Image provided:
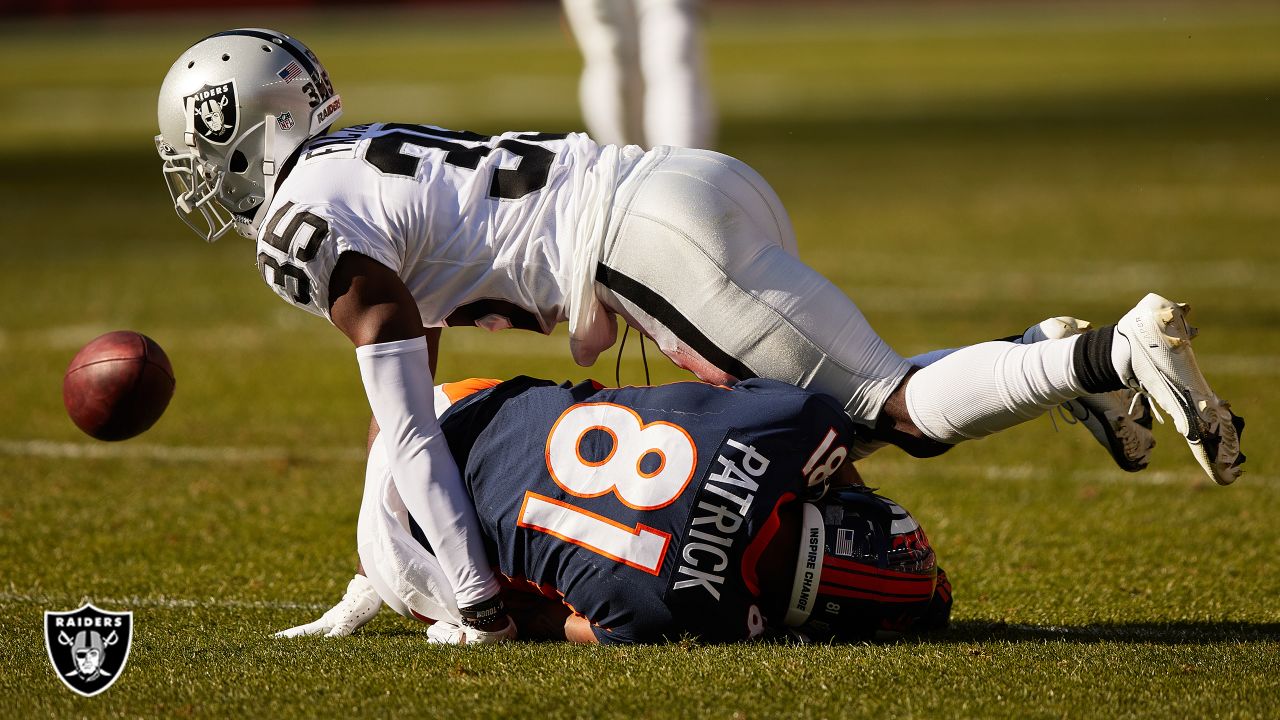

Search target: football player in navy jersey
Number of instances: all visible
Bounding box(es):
[161,29,1241,642]
[278,376,950,644]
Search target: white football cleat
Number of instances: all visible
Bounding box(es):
[274,574,382,638]
[1028,317,1156,473]
[1116,294,1245,485]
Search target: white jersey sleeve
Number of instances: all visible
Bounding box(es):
[255,197,403,317]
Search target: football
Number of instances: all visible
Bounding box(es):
[62,331,176,441]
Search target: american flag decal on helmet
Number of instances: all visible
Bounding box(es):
[277,61,304,83]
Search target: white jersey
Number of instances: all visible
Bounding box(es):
[254,123,649,361]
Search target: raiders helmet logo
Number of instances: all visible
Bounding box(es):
[44,603,133,697]
[185,81,239,145]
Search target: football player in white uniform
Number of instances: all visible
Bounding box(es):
[155,29,1244,641]
[562,0,716,149]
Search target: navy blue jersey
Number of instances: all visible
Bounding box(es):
[438,377,856,644]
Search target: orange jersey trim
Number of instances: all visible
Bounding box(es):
[440,377,503,404]
[517,491,672,576]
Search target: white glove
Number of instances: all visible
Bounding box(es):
[274,574,382,638]
[425,616,518,645]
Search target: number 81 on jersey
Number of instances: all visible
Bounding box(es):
[517,403,697,575]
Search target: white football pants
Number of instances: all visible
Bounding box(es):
[563,0,715,149]
[595,147,913,426]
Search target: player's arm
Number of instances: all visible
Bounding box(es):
[365,328,439,449]
[328,251,510,638]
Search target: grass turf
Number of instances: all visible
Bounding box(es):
[1,3,1278,717]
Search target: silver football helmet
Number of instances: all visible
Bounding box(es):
[156,29,343,241]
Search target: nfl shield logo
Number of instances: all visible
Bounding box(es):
[184,81,238,145]
[44,603,133,697]
[276,111,295,131]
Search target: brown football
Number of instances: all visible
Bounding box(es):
[63,331,176,441]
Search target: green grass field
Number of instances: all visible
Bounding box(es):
[2,2,1278,717]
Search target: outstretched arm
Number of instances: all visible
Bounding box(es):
[328,251,509,636]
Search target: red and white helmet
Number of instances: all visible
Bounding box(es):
[785,486,952,640]
[155,29,343,242]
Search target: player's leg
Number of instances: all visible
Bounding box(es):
[899,296,1244,484]
[598,147,912,426]
[598,149,1242,484]
[900,317,1156,472]
[635,0,715,148]
[563,0,645,146]
[1017,318,1155,472]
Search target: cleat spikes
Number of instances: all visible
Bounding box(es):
[1030,314,1155,473]
[1157,307,1176,325]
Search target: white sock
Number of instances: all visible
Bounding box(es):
[905,337,1087,443]
[1111,327,1134,385]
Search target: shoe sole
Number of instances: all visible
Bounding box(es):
[1065,393,1154,473]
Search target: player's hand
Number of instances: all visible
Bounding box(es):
[425,617,518,645]
[274,574,382,638]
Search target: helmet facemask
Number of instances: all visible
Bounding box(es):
[156,139,230,242]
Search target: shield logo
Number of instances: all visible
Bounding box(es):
[185,81,239,145]
[44,603,133,697]
[276,111,295,131]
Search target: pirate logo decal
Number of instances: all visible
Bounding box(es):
[185,81,238,145]
[44,603,133,697]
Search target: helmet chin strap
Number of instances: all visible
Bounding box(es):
[183,96,198,150]
[263,112,277,178]
[256,113,279,230]
[176,96,200,213]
